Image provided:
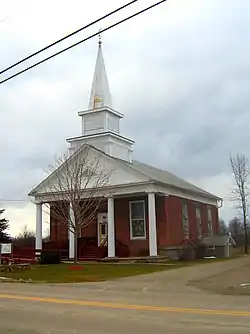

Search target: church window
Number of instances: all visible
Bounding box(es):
[129,200,146,239]
[195,206,202,237]
[207,206,213,236]
[182,202,189,238]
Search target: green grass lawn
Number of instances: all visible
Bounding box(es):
[0,257,231,284]
[0,263,174,283]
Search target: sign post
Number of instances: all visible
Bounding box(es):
[0,243,12,264]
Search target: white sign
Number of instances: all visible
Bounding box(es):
[0,243,12,254]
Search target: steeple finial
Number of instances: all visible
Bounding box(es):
[98,28,102,46]
[88,32,112,110]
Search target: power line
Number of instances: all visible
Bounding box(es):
[0,0,167,85]
[0,0,139,76]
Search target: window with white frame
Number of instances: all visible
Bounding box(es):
[207,206,213,236]
[182,202,189,238]
[195,206,202,237]
[129,200,146,239]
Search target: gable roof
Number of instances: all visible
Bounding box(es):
[118,159,221,200]
[29,143,221,201]
[28,144,150,196]
[201,235,236,247]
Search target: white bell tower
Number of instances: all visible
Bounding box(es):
[67,35,134,162]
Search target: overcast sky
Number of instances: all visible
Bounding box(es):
[1,0,249,235]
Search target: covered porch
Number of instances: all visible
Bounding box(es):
[35,190,165,260]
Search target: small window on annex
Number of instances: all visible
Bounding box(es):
[129,200,146,239]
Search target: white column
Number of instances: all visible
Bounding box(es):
[107,197,115,258]
[69,202,75,260]
[148,192,158,257]
[35,202,43,255]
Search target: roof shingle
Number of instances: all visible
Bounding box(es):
[119,159,220,200]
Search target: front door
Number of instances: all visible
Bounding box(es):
[97,213,108,246]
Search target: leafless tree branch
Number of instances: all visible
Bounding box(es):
[41,144,113,263]
[229,153,249,253]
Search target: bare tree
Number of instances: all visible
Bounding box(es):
[218,219,228,235]
[12,224,35,246]
[229,153,249,253]
[42,144,112,263]
[228,216,243,236]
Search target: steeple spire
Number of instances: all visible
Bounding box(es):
[88,33,112,110]
[67,33,134,162]
[98,28,102,46]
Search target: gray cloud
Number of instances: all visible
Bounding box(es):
[1,0,250,231]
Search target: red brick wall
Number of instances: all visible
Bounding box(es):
[80,222,97,238]
[114,195,167,256]
[50,203,68,244]
[50,202,108,242]
[114,196,149,257]
[212,205,219,234]
[188,201,197,240]
[165,195,183,246]
[165,195,219,246]
[80,202,108,238]
[155,196,167,247]
[50,195,219,254]
[201,203,208,235]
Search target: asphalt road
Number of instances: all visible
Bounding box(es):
[0,283,250,334]
[1,258,250,333]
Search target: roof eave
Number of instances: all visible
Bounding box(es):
[156,181,222,202]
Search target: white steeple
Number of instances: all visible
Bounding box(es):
[88,35,112,110]
[67,36,134,162]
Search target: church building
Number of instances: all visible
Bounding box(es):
[29,38,222,260]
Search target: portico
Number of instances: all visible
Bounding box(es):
[34,189,159,260]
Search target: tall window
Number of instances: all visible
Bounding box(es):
[182,202,189,238]
[207,206,213,236]
[195,206,202,237]
[129,200,146,239]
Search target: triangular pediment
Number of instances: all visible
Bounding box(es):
[29,144,150,197]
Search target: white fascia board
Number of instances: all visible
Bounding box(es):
[66,132,135,145]
[78,106,124,118]
[154,182,221,206]
[31,181,157,203]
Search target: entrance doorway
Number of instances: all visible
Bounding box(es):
[97,213,108,246]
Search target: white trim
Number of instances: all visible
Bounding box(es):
[82,118,85,135]
[97,212,108,247]
[32,181,156,203]
[35,203,43,251]
[148,192,157,256]
[32,180,221,210]
[153,183,220,205]
[69,202,75,259]
[107,197,115,257]
[97,213,101,247]
[129,200,146,240]
[78,106,124,118]
[104,110,108,132]
[66,131,135,145]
